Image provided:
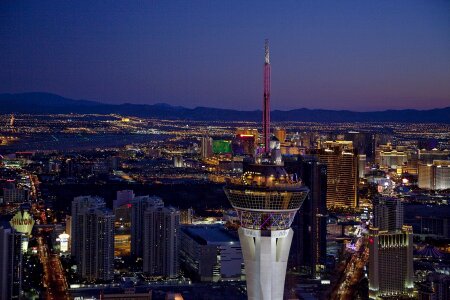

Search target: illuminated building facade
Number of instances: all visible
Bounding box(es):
[316,141,358,209]
[368,226,414,299]
[418,160,450,190]
[201,136,213,159]
[224,163,309,299]
[379,150,408,169]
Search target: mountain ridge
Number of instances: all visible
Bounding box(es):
[0,92,449,123]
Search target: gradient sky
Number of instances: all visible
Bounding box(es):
[1,1,449,111]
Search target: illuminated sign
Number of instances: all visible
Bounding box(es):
[58,232,70,252]
[10,210,35,235]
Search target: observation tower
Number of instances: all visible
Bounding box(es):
[224,40,309,300]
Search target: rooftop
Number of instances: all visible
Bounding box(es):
[182,224,239,245]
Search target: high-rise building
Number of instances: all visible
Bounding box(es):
[131,195,164,257]
[358,154,367,178]
[201,136,213,159]
[344,131,374,161]
[0,225,23,299]
[143,206,180,277]
[372,197,404,232]
[315,141,358,209]
[368,226,414,299]
[418,160,450,190]
[77,207,115,281]
[71,196,105,258]
[284,156,327,278]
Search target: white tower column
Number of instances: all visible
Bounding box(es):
[239,228,293,300]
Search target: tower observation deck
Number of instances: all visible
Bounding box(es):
[224,164,308,299]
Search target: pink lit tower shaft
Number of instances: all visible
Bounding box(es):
[263,39,271,154]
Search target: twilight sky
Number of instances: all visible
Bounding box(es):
[1,1,449,111]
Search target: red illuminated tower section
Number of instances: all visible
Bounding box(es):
[263,39,271,154]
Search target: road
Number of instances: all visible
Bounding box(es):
[37,233,70,300]
[329,237,369,300]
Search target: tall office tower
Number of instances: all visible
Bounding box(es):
[274,128,286,143]
[131,195,164,257]
[285,156,327,278]
[418,160,450,190]
[368,226,414,299]
[143,206,180,277]
[372,197,404,232]
[201,136,213,159]
[224,164,309,299]
[263,39,271,154]
[77,207,115,281]
[71,196,105,257]
[358,154,367,178]
[344,131,374,161]
[316,141,358,209]
[0,226,23,299]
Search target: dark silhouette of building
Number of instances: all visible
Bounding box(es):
[285,155,327,278]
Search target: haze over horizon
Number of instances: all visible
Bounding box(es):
[1,1,450,111]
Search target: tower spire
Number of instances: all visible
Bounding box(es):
[263,39,271,154]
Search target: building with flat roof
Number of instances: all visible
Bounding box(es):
[180,225,243,282]
[143,206,179,278]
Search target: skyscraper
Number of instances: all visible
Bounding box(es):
[143,206,180,277]
[285,156,328,278]
[201,136,213,159]
[372,197,404,232]
[368,226,414,299]
[316,141,358,209]
[131,195,164,257]
[77,207,115,281]
[0,225,22,299]
[70,196,105,258]
[369,195,413,299]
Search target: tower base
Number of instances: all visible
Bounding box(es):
[238,227,293,300]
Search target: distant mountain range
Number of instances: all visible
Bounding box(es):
[0,92,449,123]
